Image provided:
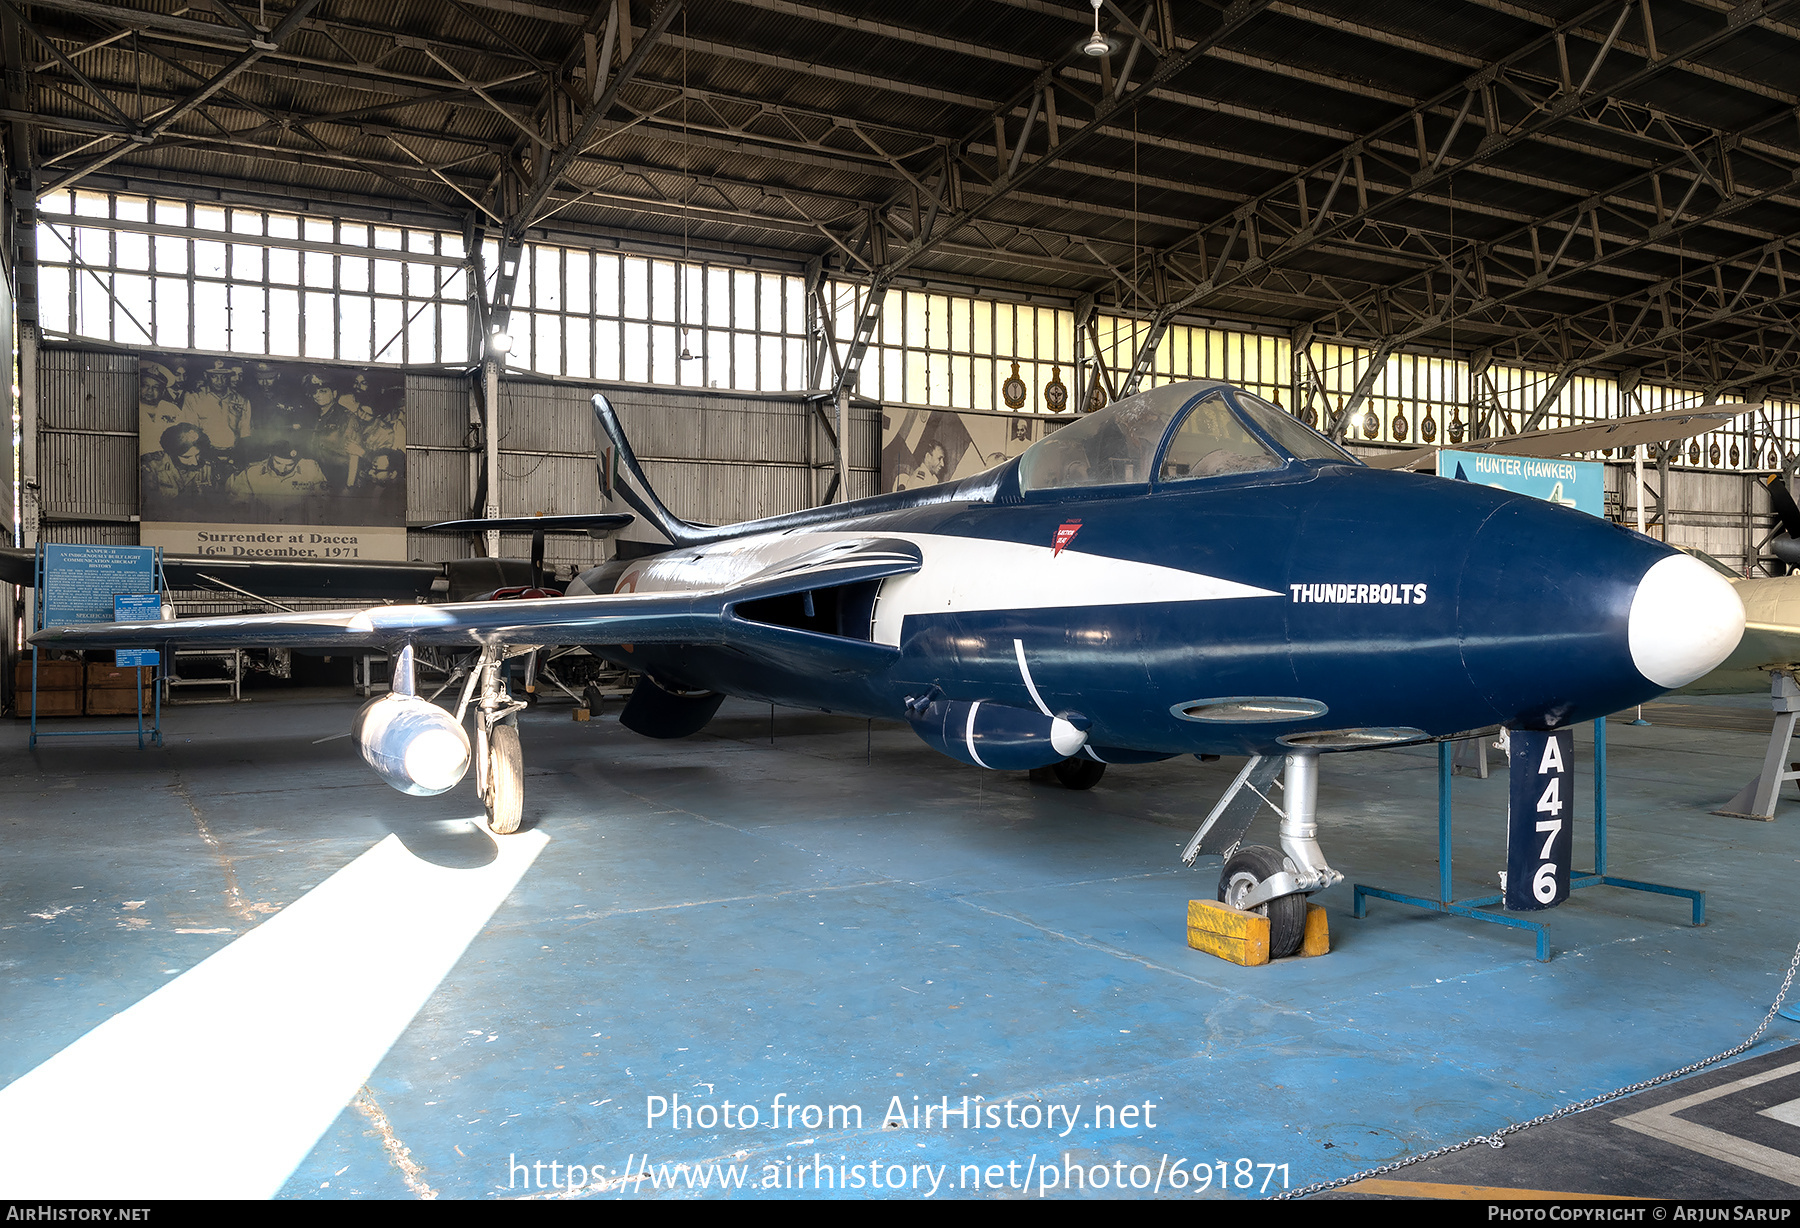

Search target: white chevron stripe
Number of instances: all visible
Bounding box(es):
[869,534,1280,646]
[617,529,1280,648]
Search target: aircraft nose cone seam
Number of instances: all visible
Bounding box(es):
[1627,553,1745,689]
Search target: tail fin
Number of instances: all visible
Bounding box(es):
[592,393,712,548]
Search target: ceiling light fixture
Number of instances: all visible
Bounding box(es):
[1083,0,1110,56]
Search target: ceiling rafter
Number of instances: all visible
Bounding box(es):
[1151,0,1800,315]
[25,8,1795,270]
[7,0,1800,398]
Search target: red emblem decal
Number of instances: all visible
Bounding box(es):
[1052,521,1082,556]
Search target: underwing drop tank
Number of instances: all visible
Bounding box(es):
[353,694,472,796]
[907,697,1087,770]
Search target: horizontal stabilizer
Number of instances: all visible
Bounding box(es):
[421,514,633,538]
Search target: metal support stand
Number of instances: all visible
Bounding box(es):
[163,648,244,704]
[29,545,165,749]
[355,652,391,698]
[1713,671,1800,822]
[1451,732,1506,778]
[1353,719,1705,961]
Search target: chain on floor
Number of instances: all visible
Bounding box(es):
[1276,934,1800,1201]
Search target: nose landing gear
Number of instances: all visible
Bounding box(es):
[1185,751,1342,958]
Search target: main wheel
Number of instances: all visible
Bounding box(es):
[484,719,524,835]
[1218,844,1306,958]
[1051,756,1106,790]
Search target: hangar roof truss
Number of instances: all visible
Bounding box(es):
[6,0,1800,397]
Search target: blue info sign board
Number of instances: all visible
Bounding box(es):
[113,594,162,668]
[40,543,157,628]
[32,543,164,748]
[1437,449,1604,517]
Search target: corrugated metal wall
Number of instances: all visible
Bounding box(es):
[405,372,474,563]
[28,348,876,580]
[34,343,1760,580]
[492,379,873,570]
[1617,464,1771,569]
[0,272,14,549]
[36,348,137,527]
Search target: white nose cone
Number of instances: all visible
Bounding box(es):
[1628,553,1745,689]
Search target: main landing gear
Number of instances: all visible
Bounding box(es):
[457,646,531,834]
[1052,756,1105,790]
[1028,755,1106,789]
[1185,750,1342,958]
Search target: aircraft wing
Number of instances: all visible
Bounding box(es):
[0,545,449,602]
[1735,622,1800,670]
[1683,620,1800,695]
[30,536,923,677]
[1363,402,1752,470]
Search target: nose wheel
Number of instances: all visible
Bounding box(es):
[1187,751,1343,959]
[1218,844,1307,958]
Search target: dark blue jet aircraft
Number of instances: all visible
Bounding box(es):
[35,380,1745,956]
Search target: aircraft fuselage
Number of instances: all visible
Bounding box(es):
[578,456,1709,757]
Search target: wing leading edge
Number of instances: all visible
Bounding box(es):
[31,537,923,677]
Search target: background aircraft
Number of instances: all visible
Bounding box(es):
[0,513,633,605]
[1361,402,1751,471]
[33,381,1745,957]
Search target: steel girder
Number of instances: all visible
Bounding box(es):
[7,0,1800,401]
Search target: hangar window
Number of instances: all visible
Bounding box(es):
[34,189,811,390]
[37,191,470,364]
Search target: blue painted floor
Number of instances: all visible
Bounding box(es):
[2,689,1797,1199]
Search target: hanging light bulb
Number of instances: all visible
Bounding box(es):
[679,325,694,362]
[1083,0,1110,56]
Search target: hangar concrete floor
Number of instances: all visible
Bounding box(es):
[3,687,1798,1201]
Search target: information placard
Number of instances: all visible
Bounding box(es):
[113,594,163,667]
[41,544,157,629]
[1437,449,1604,517]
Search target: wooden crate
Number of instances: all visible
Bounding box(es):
[1186,899,1270,966]
[15,659,82,692]
[15,659,84,717]
[86,686,154,717]
[85,664,153,689]
[26,689,84,717]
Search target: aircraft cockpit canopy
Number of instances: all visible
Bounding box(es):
[1016,381,1355,495]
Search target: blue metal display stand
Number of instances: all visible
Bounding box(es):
[29,544,165,750]
[1353,718,1705,961]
